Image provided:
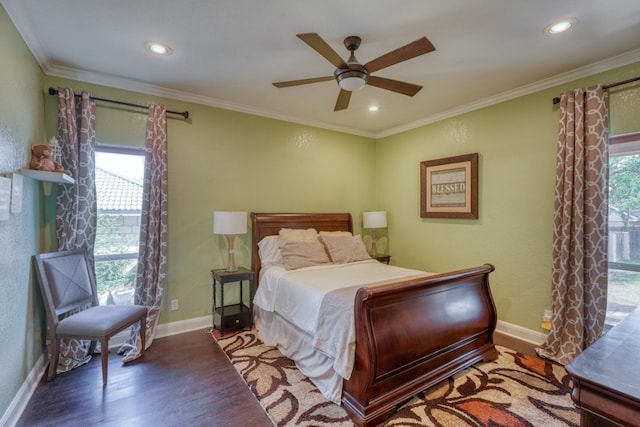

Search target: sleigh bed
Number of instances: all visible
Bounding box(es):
[251,212,498,427]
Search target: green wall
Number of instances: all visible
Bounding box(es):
[378,62,640,331]
[45,61,640,334]
[43,76,376,326]
[0,4,46,419]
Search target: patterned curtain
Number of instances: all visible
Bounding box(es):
[55,87,97,373]
[121,104,168,362]
[536,85,609,365]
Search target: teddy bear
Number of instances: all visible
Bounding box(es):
[29,144,71,176]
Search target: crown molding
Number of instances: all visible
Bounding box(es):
[377,48,640,138]
[2,0,48,68]
[43,63,376,139]
[10,0,637,142]
[45,48,640,140]
[5,0,639,139]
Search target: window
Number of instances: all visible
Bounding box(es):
[607,133,640,329]
[94,146,145,306]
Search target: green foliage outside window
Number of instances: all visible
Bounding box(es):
[609,154,640,228]
[95,259,137,294]
[94,215,139,295]
[608,152,640,316]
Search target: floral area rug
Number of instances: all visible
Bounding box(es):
[216,329,579,427]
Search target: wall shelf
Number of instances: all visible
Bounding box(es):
[20,169,74,195]
[20,169,74,184]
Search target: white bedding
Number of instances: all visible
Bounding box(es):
[253,259,430,403]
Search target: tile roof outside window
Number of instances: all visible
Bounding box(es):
[96,167,143,214]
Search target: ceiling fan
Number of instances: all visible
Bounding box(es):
[273,33,436,111]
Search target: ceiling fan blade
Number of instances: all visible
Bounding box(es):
[297,33,348,69]
[367,75,423,96]
[273,76,334,88]
[334,89,351,111]
[364,37,435,73]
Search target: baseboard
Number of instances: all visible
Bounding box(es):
[495,320,547,345]
[155,315,212,339]
[104,315,211,349]
[157,317,545,347]
[0,353,46,427]
[156,316,546,346]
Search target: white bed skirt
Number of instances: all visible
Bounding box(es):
[254,306,343,404]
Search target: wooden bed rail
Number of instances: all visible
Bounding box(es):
[342,264,498,427]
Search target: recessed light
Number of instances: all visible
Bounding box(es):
[545,18,576,35]
[368,105,379,112]
[146,41,172,56]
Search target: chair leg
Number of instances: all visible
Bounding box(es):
[47,336,59,382]
[140,315,146,356]
[101,339,109,386]
[87,339,97,355]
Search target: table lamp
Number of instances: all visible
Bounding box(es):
[363,211,387,257]
[213,211,247,272]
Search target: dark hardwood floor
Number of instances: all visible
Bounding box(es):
[16,329,273,427]
[16,328,538,427]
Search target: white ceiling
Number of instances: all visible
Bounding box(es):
[2,0,640,137]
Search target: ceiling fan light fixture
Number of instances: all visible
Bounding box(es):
[335,69,368,91]
[274,32,435,110]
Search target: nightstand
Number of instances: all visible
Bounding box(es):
[374,255,391,264]
[211,267,254,336]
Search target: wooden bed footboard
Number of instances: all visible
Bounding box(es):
[342,263,498,427]
[251,213,497,426]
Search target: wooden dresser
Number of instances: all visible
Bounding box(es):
[566,308,640,427]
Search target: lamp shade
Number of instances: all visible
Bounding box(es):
[213,211,247,235]
[363,211,387,229]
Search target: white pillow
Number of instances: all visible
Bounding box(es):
[319,234,371,264]
[280,240,331,270]
[279,228,319,244]
[258,235,283,266]
[319,230,353,237]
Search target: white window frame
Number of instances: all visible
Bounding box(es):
[94,144,145,302]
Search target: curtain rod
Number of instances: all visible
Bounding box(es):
[552,76,640,105]
[48,88,189,119]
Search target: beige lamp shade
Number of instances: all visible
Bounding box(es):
[363,211,387,257]
[363,211,387,229]
[213,211,247,235]
[213,211,247,272]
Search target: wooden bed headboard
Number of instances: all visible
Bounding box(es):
[250,212,353,278]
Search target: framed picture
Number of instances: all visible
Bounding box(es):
[420,153,478,219]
